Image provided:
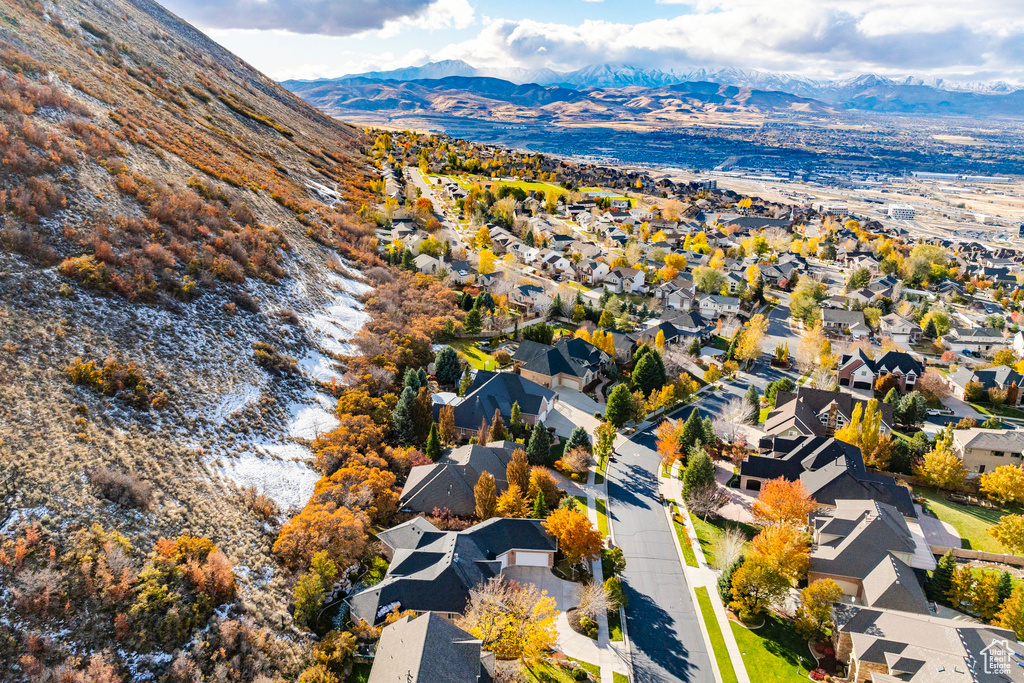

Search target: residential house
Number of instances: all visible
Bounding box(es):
[742,436,915,517]
[445,260,476,285]
[944,366,1023,405]
[433,371,555,439]
[413,254,443,275]
[837,349,923,392]
[604,266,645,294]
[399,441,520,517]
[508,243,539,263]
[349,517,557,625]
[879,313,921,345]
[574,259,610,286]
[951,428,1024,475]
[509,284,551,314]
[368,612,495,683]
[698,294,741,317]
[655,276,696,311]
[832,603,1024,683]
[809,500,934,614]
[822,308,867,336]
[765,387,894,438]
[512,338,610,391]
[537,250,571,274]
[943,327,1007,355]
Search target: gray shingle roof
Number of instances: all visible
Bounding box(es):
[436,371,555,432]
[368,612,491,683]
[399,441,520,517]
[766,388,894,438]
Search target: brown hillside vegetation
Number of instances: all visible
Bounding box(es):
[0,0,415,680]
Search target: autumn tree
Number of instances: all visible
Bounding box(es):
[528,467,560,509]
[313,415,387,477]
[795,579,844,640]
[998,583,1024,638]
[730,556,790,622]
[311,463,398,524]
[475,471,497,520]
[293,550,338,628]
[991,514,1024,555]
[655,418,684,465]
[749,524,810,583]
[980,465,1024,505]
[735,314,768,365]
[751,478,816,528]
[439,404,456,445]
[496,484,530,518]
[506,448,530,493]
[594,421,616,464]
[914,426,967,490]
[458,577,558,664]
[544,507,603,575]
[274,504,368,570]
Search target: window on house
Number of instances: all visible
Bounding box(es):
[993,451,1005,457]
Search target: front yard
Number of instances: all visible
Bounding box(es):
[918,488,1018,553]
[695,587,738,683]
[969,402,1024,419]
[689,514,758,569]
[730,614,816,683]
[449,339,499,370]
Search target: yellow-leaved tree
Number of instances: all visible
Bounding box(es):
[751,478,816,528]
[458,577,558,664]
[980,465,1024,505]
[914,425,967,490]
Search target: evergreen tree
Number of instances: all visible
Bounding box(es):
[413,387,433,445]
[402,249,415,271]
[403,367,422,390]
[443,240,452,258]
[532,490,546,519]
[464,306,483,335]
[526,420,552,466]
[924,317,938,340]
[490,408,507,442]
[605,384,634,428]
[510,401,523,438]
[417,367,428,388]
[744,385,760,421]
[459,365,473,396]
[679,408,704,450]
[725,331,740,361]
[632,352,664,396]
[565,426,592,453]
[461,293,474,311]
[688,338,702,357]
[1000,571,1014,603]
[425,423,442,461]
[702,417,715,446]
[682,446,716,501]
[435,346,462,387]
[475,292,495,311]
[574,290,584,307]
[883,387,899,404]
[392,386,418,445]
[929,551,956,602]
[549,293,564,317]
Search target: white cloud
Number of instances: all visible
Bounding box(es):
[432,0,1024,81]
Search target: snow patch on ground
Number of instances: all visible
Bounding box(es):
[211,382,263,423]
[298,349,344,383]
[286,391,339,440]
[329,272,373,297]
[2,506,51,533]
[215,447,319,512]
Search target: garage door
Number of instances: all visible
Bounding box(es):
[745,480,761,492]
[853,381,871,389]
[838,377,850,386]
[515,552,550,568]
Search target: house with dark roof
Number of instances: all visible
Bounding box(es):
[433,371,555,439]
[742,436,915,518]
[837,349,923,392]
[513,338,610,392]
[945,366,1024,405]
[399,441,520,517]
[833,603,1024,683]
[368,612,494,683]
[809,500,934,615]
[348,517,557,625]
[765,387,894,439]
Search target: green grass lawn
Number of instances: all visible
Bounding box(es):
[689,514,758,570]
[711,335,730,351]
[970,403,1024,419]
[730,614,815,683]
[449,339,498,370]
[550,440,567,463]
[523,658,598,682]
[673,514,699,567]
[596,497,610,537]
[613,674,629,683]
[608,608,624,642]
[595,451,608,485]
[695,587,738,683]
[918,488,1018,553]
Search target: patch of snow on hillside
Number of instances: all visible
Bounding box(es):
[286,391,339,440]
[299,350,343,383]
[329,272,373,297]
[216,448,319,511]
[2,506,51,533]
[303,285,369,355]
[212,382,263,423]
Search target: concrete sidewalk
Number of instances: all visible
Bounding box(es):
[661,476,751,683]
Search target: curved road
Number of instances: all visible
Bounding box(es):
[610,426,715,683]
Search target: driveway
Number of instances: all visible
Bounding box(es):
[609,425,716,682]
[549,388,604,439]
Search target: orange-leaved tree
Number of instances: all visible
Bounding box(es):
[751,477,816,527]
[544,507,602,575]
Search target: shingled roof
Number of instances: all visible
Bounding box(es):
[399,441,520,517]
[765,387,894,437]
[368,612,493,683]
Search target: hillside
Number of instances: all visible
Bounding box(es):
[283,74,833,126]
[0,0,396,679]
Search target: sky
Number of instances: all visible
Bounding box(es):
[159,0,1024,84]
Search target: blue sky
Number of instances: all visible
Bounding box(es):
[160,0,1024,83]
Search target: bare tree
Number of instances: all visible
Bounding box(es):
[713,397,754,444]
[662,346,693,375]
[575,580,613,621]
[686,482,729,522]
[807,367,838,391]
[711,526,746,570]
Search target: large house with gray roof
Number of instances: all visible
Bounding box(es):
[349,517,557,626]
[513,338,610,391]
[945,366,1023,405]
[833,603,1024,683]
[809,500,934,615]
[368,612,494,683]
[433,371,555,439]
[952,428,1024,475]
[765,387,894,439]
[399,441,520,517]
[837,349,923,392]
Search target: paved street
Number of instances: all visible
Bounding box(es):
[609,424,716,682]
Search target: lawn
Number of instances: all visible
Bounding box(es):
[608,608,624,642]
[449,339,499,370]
[673,514,699,567]
[970,403,1024,419]
[346,663,372,683]
[550,440,567,463]
[689,513,758,569]
[710,335,730,351]
[695,586,738,683]
[918,488,1017,553]
[595,451,609,485]
[613,674,629,683]
[524,658,598,682]
[730,613,816,683]
[596,497,610,537]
